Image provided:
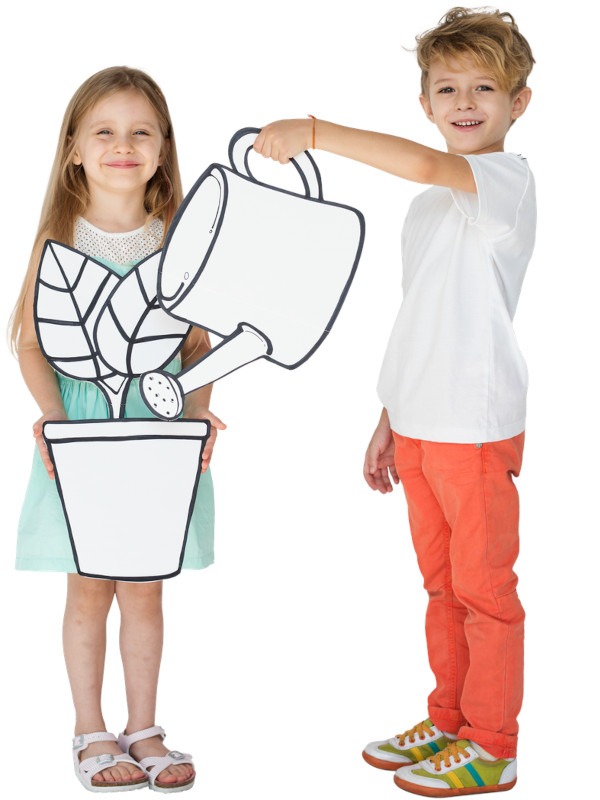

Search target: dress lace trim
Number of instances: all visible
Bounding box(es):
[74,217,164,265]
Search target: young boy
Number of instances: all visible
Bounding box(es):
[254,6,535,797]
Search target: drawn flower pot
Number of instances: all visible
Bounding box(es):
[43,419,209,581]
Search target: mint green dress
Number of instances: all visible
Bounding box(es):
[16,219,214,573]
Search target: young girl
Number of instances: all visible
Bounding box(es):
[11,66,225,793]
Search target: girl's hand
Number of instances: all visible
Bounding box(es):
[183,406,226,472]
[253,119,313,164]
[33,409,68,479]
[363,409,399,494]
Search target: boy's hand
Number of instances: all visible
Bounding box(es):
[33,409,68,479]
[183,406,226,472]
[363,410,399,494]
[253,119,313,164]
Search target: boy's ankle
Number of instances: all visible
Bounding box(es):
[469,740,513,762]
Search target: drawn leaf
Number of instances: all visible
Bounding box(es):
[35,241,121,383]
[95,251,190,376]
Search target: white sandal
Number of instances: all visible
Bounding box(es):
[73,731,148,793]
[118,726,195,793]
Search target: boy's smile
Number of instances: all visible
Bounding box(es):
[420,57,531,156]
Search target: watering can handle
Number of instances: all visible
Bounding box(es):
[228,127,323,201]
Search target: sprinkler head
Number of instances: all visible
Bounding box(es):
[140,371,184,420]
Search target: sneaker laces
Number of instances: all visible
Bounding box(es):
[396,721,434,746]
[429,742,469,772]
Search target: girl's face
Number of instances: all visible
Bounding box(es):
[72,89,165,201]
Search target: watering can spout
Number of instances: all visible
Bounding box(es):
[141,324,271,419]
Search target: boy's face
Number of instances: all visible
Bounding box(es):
[420,56,531,155]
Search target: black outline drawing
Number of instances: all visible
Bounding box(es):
[35,242,207,581]
[34,127,366,580]
[140,127,365,419]
[43,419,209,581]
[36,241,191,418]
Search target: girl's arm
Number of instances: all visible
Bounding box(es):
[18,280,68,479]
[253,119,476,193]
[181,326,226,472]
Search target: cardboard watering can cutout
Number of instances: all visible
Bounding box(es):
[36,128,365,581]
[140,128,365,418]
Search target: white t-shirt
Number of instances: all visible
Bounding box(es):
[377,152,536,444]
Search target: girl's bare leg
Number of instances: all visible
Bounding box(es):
[63,573,146,784]
[116,581,194,787]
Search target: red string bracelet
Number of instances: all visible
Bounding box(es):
[308,114,316,149]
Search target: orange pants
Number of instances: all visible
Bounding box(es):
[393,433,525,759]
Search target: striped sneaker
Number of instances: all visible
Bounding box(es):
[393,740,517,796]
[362,720,451,770]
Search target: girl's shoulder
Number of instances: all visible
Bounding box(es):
[74,217,164,265]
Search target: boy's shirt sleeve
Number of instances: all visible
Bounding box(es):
[450,152,532,239]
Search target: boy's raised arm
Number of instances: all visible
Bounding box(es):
[253,119,476,193]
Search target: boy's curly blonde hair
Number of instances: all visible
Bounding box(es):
[416,7,535,95]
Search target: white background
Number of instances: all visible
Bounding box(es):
[1,2,597,798]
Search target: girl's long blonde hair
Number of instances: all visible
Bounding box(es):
[10,66,184,353]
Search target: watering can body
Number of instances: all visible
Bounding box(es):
[158,149,365,368]
[141,128,365,419]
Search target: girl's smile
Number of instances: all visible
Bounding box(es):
[104,160,142,168]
